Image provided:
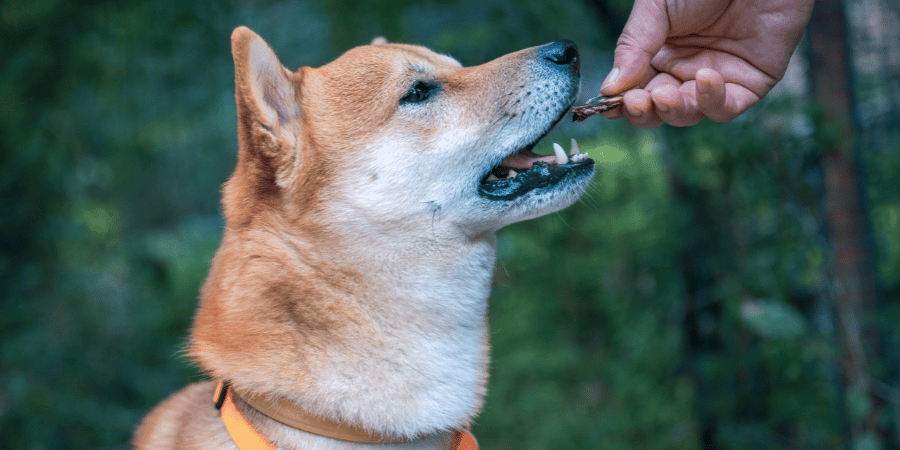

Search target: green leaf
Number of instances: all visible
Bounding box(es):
[740,299,808,339]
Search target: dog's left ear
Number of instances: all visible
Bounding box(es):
[231,26,300,139]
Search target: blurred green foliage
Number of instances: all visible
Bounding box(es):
[1,1,898,449]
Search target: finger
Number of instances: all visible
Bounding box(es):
[719,83,762,122]
[613,72,681,128]
[599,106,624,120]
[622,89,664,128]
[643,72,681,92]
[694,68,762,122]
[599,69,658,120]
[650,84,702,127]
[695,69,730,122]
[728,83,762,115]
[642,73,704,127]
[601,0,670,96]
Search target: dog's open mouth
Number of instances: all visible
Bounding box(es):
[477,138,594,201]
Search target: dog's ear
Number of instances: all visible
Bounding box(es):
[231,26,300,138]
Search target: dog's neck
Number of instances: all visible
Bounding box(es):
[190,215,496,439]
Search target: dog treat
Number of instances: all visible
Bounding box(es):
[571,95,624,122]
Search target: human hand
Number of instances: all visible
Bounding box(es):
[598,0,814,127]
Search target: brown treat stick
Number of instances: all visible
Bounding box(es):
[571,95,624,122]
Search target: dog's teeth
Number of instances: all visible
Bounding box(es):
[569,138,580,156]
[487,173,500,181]
[570,152,588,163]
[508,169,518,178]
[553,142,569,164]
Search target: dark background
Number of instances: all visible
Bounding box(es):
[2,0,899,448]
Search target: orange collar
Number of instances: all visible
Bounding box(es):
[213,381,478,449]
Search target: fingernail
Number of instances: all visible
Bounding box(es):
[601,67,619,91]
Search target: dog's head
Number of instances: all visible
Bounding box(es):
[189,29,595,436]
[226,27,592,236]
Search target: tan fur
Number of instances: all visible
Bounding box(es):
[135,26,587,450]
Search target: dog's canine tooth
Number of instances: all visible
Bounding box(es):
[553,142,569,164]
[569,138,580,156]
[508,169,518,178]
[487,173,500,181]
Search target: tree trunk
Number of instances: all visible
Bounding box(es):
[807,0,883,445]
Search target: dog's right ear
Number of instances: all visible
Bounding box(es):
[231,26,300,140]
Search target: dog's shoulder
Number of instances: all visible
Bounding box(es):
[133,381,233,450]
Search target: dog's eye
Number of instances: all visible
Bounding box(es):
[400,81,437,104]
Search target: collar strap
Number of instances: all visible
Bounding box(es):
[214,381,278,450]
[231,382,401,443]
[213,381,478,449]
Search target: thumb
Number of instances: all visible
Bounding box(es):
[601,0,670,96]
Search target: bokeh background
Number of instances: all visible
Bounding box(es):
[2,0,899,448]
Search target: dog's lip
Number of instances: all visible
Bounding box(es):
[478,135,592,196]
[476,158,594,201]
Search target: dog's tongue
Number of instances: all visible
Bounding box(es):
[500,150,557,170]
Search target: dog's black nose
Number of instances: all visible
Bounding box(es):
[541,40,580,75]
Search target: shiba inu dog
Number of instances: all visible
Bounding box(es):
[133,26,593,450]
